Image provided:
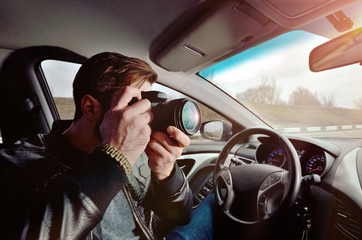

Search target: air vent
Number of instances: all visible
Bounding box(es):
[335,199,361,240]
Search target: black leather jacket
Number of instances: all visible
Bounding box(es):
[0,121,192,240]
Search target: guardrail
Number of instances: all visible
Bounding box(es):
[280,125,362,133]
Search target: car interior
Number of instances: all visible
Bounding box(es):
[0,0,361,239]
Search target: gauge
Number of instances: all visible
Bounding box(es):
[264,149,285,167]
[305,155,326,176]
[256,143,286,168]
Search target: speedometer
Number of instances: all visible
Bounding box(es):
[264,149,285,167]
[256,143,286,167]
[305,155,326,176]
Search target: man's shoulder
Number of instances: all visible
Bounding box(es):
[0,134,48,164]
[0,134,46,150]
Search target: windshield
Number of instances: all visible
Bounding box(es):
[199,31,362,138]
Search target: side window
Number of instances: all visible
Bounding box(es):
[41,60,81,119]
[41,60,230,142]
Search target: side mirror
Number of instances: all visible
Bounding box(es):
[200,120,232,141]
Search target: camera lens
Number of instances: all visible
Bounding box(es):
[152,98,201,136]
[180,100,200,135]
[138,91,201,136]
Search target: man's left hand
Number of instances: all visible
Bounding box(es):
[145,126,190,180]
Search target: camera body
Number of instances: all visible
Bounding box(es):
[132,91,201,136]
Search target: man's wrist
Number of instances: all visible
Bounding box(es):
[94,144,132,176]
[152,163,176,182]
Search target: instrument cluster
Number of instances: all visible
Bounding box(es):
[255,143,327,176]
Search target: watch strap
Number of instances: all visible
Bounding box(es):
[95,144,132,176]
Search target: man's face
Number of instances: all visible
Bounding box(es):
[134,81,152,92]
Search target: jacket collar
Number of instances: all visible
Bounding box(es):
[44,120,88,170]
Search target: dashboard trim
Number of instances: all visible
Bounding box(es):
[333,147,362,209]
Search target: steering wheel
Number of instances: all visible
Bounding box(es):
[213,127,302,224]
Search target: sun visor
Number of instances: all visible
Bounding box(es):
[153,1,277,72]
[245,0,359,29]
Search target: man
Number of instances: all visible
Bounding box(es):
[0,52,193,239]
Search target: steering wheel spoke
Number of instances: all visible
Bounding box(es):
[257,171,287,220]
[258,171,284,194]
[214,168,235,211]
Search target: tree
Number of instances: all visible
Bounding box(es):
[321,96,336,107]
[288,87,321,106]
[354,98,362,109]
[235,76,283,104]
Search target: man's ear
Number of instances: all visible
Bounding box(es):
[81,95,102,122]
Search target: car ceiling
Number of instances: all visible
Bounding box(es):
[1,0,361,65]
[0,0,198,59]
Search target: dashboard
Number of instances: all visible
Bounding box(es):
[230,135,340,177]
[178,134,340,209]
[179,133,362,240]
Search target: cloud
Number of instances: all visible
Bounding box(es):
[207,32,361,109]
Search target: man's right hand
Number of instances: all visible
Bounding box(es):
[99,86,153,166]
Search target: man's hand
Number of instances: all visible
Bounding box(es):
[145,126,190,180]
[100,86,153,166]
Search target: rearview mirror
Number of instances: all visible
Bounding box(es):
[200,120,232,141]
[309,27,362,72]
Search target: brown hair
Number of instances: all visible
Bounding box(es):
[72,52,157,120]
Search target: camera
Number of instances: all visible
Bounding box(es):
[130,91,201,136]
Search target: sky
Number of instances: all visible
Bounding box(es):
[199,31,362,109]
[42,60,80,98]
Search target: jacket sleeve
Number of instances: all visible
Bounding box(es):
[2,150,128,240]
[143,164,193,226]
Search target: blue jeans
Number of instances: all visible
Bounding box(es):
[166,194,218,240]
